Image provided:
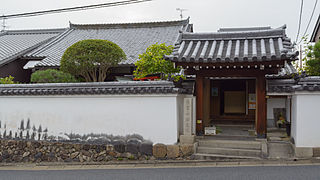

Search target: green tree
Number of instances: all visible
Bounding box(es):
[134,43,183,81]
[31,69,78,83]
[0,76,16,84]
[60,39,126,82]
[305,41,320,76]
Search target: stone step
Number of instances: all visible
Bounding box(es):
[194,153,262,160]
[196,135,256,141]
[197,147,262,157]
[198,139,261,150]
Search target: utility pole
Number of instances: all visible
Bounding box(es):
[176,8,187,20]
[299,44,303,70]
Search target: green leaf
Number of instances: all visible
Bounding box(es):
[133,43,183,81]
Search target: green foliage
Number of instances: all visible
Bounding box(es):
[31,69,78,83]
[0,76,16,84]
[215,126,222,134]
[60,39,126,82]
[305,41,320,76]
[133,43,183,81]
[128,155,135,160]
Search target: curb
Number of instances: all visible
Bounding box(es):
[1,158,320,170]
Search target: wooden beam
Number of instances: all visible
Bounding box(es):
[196,75,204,135]
[176,60,286,68]
[256,75,267,138]
[186,69,276,77]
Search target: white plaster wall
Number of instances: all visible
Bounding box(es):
[0,95,181,144]
[292,93,320,147]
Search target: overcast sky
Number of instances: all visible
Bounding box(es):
[1,0,319,43]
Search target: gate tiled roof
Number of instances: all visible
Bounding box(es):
[165,25,298,63]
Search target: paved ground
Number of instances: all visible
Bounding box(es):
[1,165,320,180]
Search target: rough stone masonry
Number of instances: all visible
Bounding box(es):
[0,140,194,163]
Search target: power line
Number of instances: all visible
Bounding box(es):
[0,0,151,19]
[295,0,304,43]
[301,0,318,42]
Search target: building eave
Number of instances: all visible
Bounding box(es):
[310,14,320,42]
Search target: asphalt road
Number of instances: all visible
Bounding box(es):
[1,165,320,180]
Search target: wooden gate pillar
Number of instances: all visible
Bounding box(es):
[256,75,267,138]
[196,75,204,135]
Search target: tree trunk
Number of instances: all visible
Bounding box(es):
[81,72,91,82]
[89,70,97,82]
[98,69,107,82]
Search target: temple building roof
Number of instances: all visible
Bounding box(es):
[25,19,192,67]
[0,29,65,67]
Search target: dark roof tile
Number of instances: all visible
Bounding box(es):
[26,19,191,67]
[165,25,298,63]
[0,81,192,96]
[0,29,65,66]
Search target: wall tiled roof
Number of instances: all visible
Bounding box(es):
[165,25,298,63]
[0,81,192,96]
[0,29,65,66]
[26,19,191,67]
[268,76,320,93]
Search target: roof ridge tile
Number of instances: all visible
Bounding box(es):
[3,28,66,35]
[26,29,73,57]
[69,18,189,29]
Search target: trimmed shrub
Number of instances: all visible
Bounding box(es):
[31,69,78,83]
[61,39,126,82]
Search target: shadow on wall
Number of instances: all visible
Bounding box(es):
[0,119,152,145]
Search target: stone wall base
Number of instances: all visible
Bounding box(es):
[0,139,194,163]
[294,146,314,158]
[179,135,195,144]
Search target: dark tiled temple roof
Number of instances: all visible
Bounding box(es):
[0,81,191,96]
[165,25,298,63]
[0,29,65,66]
[265,61,297,78]
[268,76,320,93]
[25,19,192,67]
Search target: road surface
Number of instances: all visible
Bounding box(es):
[1,165,320,180]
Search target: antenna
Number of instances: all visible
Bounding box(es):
[176,8,187,20]
[1,16,7,31]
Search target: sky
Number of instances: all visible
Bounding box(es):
[1,0,319,43]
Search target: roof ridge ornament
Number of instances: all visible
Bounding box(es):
[278,24,287,30]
